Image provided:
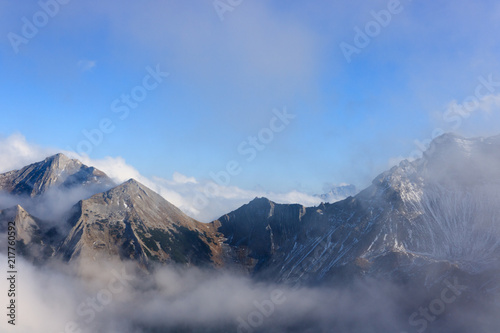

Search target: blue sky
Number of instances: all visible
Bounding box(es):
[1,0,500,204]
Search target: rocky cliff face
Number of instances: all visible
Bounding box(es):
[58,179,224,267]
[213,197,307,271]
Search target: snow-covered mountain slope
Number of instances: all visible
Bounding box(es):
[214,134,500,287]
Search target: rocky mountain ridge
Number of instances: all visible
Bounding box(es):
[1,134,499,295]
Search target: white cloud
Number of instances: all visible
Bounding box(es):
[67,1,321,131]
[398,93,500,164]
[0,133,57,173]
[0,253,419,333]
[171,172,197,185]
[77,59,96,72]
[444,93,500,119]
[387,156,409,168]
[477,94,500,113]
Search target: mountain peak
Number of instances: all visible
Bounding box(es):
[248,197,272,205]
[426,133,485,156]
[44,152,81,170]
[243,197,275,212]
[87,178,189,225]
[113,178,153,195]
[46,152,70,161]
[61,178,215,265]
[0,204,41,245]
[0,154,114,197]
[421,132,500,184]
[123,178,141,186]
[15,204,25,213]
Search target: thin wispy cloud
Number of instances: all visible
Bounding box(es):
[77,60,96,72]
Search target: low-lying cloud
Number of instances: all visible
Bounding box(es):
[0,253,498,333]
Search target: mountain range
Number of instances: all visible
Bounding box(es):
[1,133,500,331]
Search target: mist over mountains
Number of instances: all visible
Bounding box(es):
[316,184,358,203]
[1,133,500,332]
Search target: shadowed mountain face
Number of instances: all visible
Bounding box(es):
[214,197,308,271]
